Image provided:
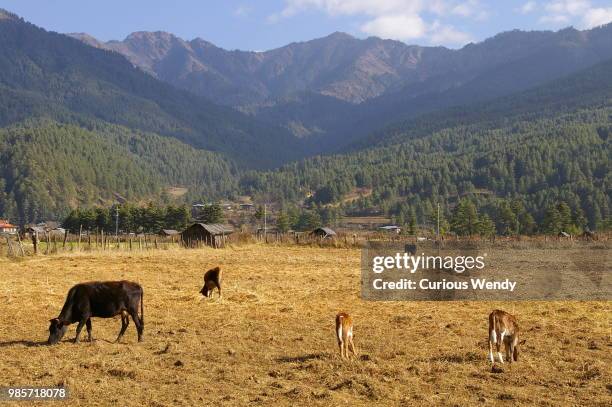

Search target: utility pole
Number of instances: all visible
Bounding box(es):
[115,205,119,237]
[437,203,440,238]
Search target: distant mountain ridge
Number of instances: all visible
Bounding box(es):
[69,31,430,105]
[70,24,612,145]
[0,11,302,168]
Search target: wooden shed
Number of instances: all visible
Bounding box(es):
[311,227,336,239]
[181,223,233,248]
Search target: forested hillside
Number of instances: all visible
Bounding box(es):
[0,120,238,223]
[0,11,301,168]
[237,58,612,231]
[240,105,611,231]
[1,58,609,229]
[353,58,612,150]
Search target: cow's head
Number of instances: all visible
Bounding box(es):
[47,318,68,345]
[200,283,211,297]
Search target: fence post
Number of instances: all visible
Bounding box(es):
[16,232,25,256]
[78,225,82,250]
[6,237,14,257]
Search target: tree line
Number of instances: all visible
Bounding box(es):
[447,199,594,237]
[62,204,191,234]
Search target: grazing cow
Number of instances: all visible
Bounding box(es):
[335,312,356,359]
[488,309,523,364]
[200,267,222,298]
[48,281,144,345]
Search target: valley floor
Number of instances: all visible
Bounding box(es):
[0,245,609,406]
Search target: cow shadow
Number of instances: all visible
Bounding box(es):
[0,338,121,347]
[0,339,47,348]
[276,352,328,363]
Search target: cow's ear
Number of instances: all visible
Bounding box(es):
[49,318,58,324]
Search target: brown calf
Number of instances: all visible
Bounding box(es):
[335,312,356,359]
[200,267,222,298]
[488,309,521,364]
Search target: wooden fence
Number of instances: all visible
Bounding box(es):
[1,229,608,258]
[0,232,183,258]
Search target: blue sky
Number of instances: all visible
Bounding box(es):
[1,0,611,50]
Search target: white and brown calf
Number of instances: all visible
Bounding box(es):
[488,309,521,364]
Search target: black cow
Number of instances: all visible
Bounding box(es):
[48,281,144,345]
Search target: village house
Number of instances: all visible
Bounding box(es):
[0,220,17,235]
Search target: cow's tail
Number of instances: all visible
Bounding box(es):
[140,288,144,325]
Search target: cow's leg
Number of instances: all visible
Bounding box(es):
[86,318,93,342]
[507,342,514,364]
[217,285,222,299]
[489,329,497,363]
[74,319,86,343]
[497,332,505,364]
[129,308,143,342]
[348,336,357,357]
[115,312,129,343]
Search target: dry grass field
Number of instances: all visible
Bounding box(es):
[0,244,610,406]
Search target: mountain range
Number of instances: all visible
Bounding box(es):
[69,24,612,147]
[0,8,610,228]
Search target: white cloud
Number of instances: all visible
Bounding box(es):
[451,0,489,20]
[582,7,612,28]
[234,5,251,17]
[545,0,590,16]
[539,13,570,23]
[429,22,474,45]
[539,1,612,28]
[429,0,449,15]
[517,1,538,14]
[273,0,424,18]
[361,14,427,40]
[269,0,477,46]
